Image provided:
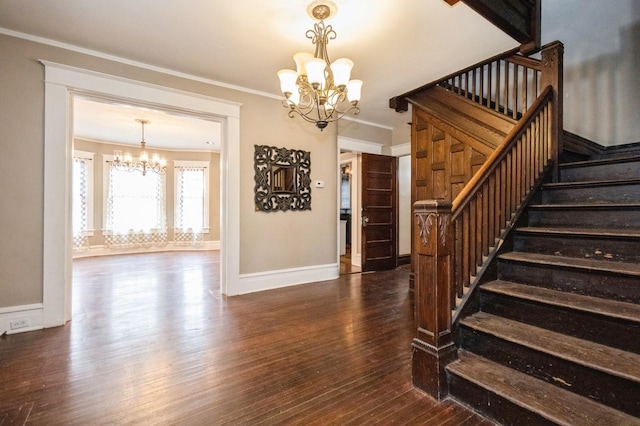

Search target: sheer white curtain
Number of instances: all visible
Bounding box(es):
[105,164,167,248]
[72,157,89,251]
[175,166,205,244]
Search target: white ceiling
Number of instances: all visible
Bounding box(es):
[0,0,518,147]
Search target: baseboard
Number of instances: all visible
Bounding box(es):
[0,304,44,335]
[73,240,220,258]
[236,263,340,296]
[398,254,411,265]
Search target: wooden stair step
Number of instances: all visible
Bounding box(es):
[460,312,640,382]
[513,227,640,263]
[559,155,640,182]
[560,154,640,169]
[482,280,640,324]
[516,227,640,239]
[447,350,640,426]
[498,251,640,276]
[529,202,640,210]
[542,177,640,189]
[480,280,640,353]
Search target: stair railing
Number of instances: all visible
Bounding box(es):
[410,41,564,399]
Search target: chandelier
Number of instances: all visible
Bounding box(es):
[113,119,167,176]
[277,1,362,131]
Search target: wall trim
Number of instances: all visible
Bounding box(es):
[73,241,220,259]
[338,136,384,154]
[0,304,44,335]
[1,28,280,101]
[391,143,411,157]
[237,263,340,296]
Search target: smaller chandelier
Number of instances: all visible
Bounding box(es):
[277,2,362,131]
[113,119,167,176]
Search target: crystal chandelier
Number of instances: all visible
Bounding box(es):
[113,119,167,176]
[277,1,362,131]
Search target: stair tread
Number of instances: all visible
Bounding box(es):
[482,280,640,323]
[529,202,640,209]
[516,226,640,238]
[560,154,640,168]
[460,312,640,382]
[499,251,640,276]
[543,177,640,189]
[449,350,640,426]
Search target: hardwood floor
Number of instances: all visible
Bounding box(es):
[0,252,489,425]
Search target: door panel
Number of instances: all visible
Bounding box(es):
[361,153,397,271]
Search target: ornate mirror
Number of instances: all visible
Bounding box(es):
[254,145,311,211]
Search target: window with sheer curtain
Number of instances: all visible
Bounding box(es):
[174,161,209,243]
[72,151,94,250]
[104,162,167,247]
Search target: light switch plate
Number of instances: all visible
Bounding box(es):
[314,180,325,188]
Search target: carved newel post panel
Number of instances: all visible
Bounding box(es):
[412,200,456,400]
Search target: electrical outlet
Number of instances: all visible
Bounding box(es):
[9,318,29,330]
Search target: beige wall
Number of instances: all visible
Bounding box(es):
[73,138,221,245]
[0,33,391,309]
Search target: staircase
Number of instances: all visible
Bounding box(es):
[446,153,640,425]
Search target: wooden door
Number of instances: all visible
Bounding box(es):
[361,153,397,271]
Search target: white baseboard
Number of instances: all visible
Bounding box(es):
[0,304,44,335]
[235,263,340,296]
[73,240,220,258]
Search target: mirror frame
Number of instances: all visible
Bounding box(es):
[254,144,311,212]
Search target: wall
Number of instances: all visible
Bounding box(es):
[0,33,387,309]
[73,138,220,248]
[397,155,411,256]
[543,0,640,146]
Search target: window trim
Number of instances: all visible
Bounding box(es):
[173,160,210,233]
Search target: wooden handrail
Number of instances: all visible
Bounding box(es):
[452,85,553,217]
[409,41,563,401]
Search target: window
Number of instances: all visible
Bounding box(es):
[174,161,210,233]
[105,164,166,233]
[72,151,94,249]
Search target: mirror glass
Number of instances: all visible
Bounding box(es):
[271,165,297,194]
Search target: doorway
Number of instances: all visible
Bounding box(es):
[339,154,361,275]
[42,62,241,327]
[70,96,224,310]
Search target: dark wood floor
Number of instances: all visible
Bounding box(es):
[0,252,490,425]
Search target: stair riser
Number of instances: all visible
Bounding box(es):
[447,373,556,426]
[541,183,640,204]
[459,326,640,417]
[528,209,640,228]
[560,162,640,182]
[514,233,640,263]
[497,260,640,303]
[480,290,640,353]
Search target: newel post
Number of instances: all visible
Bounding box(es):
[411,200,456,400]
[540,41,564,182]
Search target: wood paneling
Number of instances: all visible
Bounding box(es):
[412,107,490,205]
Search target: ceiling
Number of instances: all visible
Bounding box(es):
[0,0,517,149]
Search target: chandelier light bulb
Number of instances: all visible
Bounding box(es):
[277,69,298,96]
[330,58,353,88]
[347,79,363,104]
[294,52,314,76]
[305,58,327,88]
